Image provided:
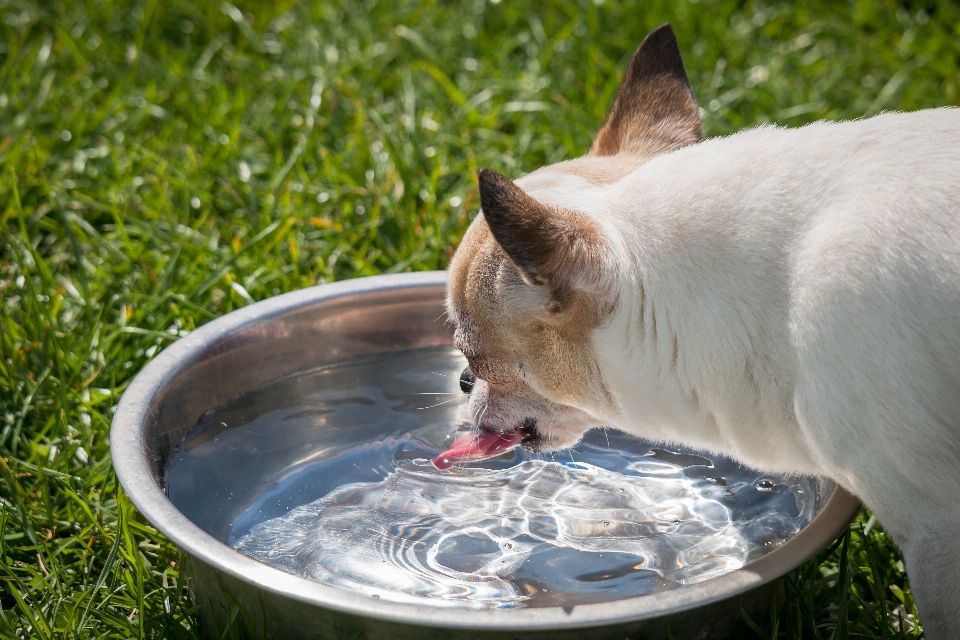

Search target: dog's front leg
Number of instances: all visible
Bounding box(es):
[899,511,960,639]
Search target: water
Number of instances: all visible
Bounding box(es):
[165,346,828,609]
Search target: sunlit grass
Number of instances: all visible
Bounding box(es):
[2,0,957,637]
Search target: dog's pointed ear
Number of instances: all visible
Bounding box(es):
[590,23,701,157]
[478,168,607,310]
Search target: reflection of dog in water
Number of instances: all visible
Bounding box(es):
[436,23,960,638]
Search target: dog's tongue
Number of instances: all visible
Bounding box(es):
[432,429,523,470]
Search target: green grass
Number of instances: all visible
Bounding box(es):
[1,0,957,637]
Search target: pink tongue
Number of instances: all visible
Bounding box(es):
[432,429,523,470]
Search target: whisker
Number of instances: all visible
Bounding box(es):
[475,400,489,427]
[414,392,464,395]
[415,397,462,410]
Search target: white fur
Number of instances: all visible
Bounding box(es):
[520,108,960,636]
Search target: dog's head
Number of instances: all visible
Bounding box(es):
[446,24,702,454]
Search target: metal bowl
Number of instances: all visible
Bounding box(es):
[111,271,860,640]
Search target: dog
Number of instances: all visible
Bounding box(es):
[435,23,960,638]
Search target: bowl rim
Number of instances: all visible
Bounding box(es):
[111,270,861,632]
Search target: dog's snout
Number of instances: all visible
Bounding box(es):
[459,367,476,394]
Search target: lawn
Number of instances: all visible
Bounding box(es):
[1,0,958,637]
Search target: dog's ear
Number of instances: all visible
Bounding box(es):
[590,23,700,157]
[478,168,607,311]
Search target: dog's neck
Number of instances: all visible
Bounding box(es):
[565,124,855,476]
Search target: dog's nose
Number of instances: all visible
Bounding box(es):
[459,367,476,394]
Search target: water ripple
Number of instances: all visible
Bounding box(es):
[235,457,807,608]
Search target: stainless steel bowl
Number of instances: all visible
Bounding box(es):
[111,271,860,640]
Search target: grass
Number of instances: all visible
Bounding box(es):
[1,0,957,637]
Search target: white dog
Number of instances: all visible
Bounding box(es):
[435,24,960,637]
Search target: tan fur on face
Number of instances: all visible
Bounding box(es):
[447,215,614,445]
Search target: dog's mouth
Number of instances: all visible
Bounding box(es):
[518,418,542,450]
[432,419,539,470]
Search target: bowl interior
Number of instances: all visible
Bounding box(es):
[140,274,451,483]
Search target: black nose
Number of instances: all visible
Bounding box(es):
[459,367,476,394]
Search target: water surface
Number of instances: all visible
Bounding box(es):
[165,346,827,609]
